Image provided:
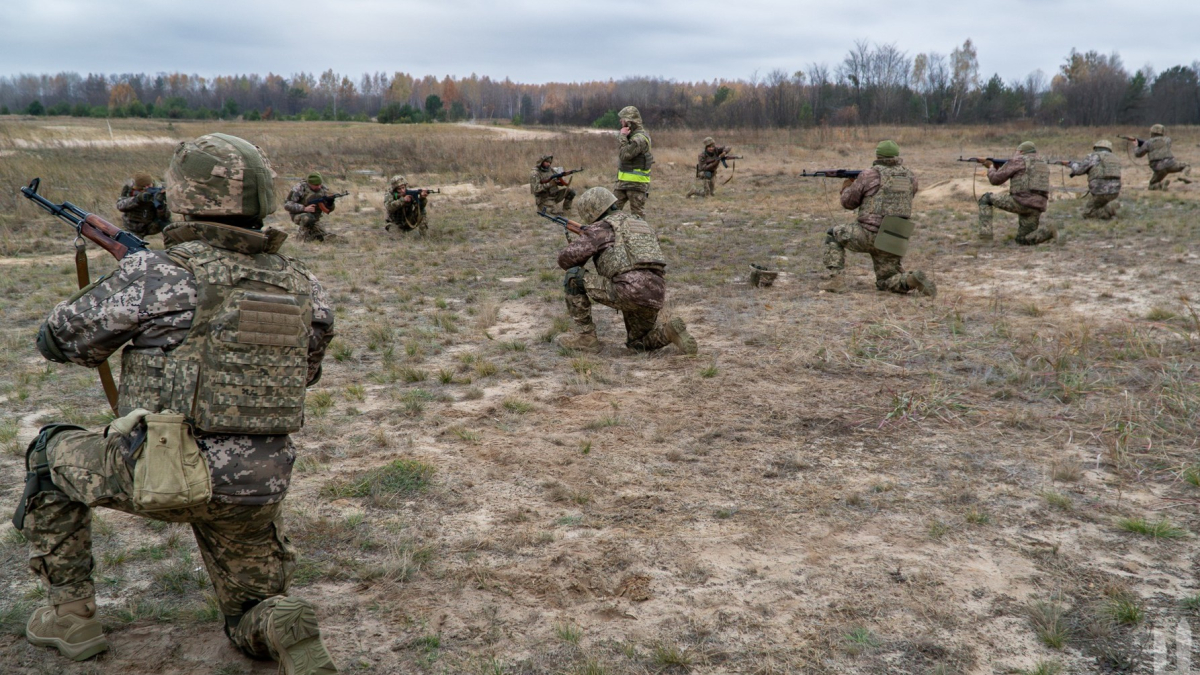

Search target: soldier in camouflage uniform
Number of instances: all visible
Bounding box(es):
[976,141,1056,245]
[686,137,731,198]
[819,140,936,297]
[115,171,171,237]
[530,155,576,214]
[1132,124,1192,191]
[383,175,429,236]
[16,133,338,674]
[556,186,697,355]
[1057,140,1122,219]
[613,106,653,217]
[283,172,337,242]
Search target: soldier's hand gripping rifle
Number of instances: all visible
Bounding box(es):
[537,210,586,236]
[800,169,863,179]
[957,156,1009,168]
[305,191,350,214]
[138,186,168,210]
[20,178,149,414]
[540,168,584,185]
[1118,135,1145,147]
[719,155,744,168]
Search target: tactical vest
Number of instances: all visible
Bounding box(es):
[859,164,914,223]
[1010,154,1050,194]
[118,226,312,435]
[617,130,654,184]
[594,213,667,279]
[1090,151,1122,181]
[1146,136,1173,162]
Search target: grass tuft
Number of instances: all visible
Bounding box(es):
[1117,516,1188,539]
[322,459,435,504]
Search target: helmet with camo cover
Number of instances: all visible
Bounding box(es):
[390,174,407,187]
[1093,139,1113,151]
[132,172,154,188]
[703,137,715,147]
[1150,124,1165,136]
[618,106,642,125]
[575,187,619,225]
[166,133,277,218]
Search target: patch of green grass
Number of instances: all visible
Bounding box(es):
[307,390,334,417]
[651,643,694,669]
[344,384,366,402]
[1181,593,1200,612]
[927,519,951,539]
[1042,490,1073,511]
[437,368,454,384]
[450,427,480,443]
[554,621,583,645]
[501,340,527,352]
[844,627,878,647]
[579,440,592,455]
[1183,465,1200,487]
[400,366,428,383]
[331,340,353,362]
[153,559,210,595]
[111,598,178,624]
[475,360,499,377]
[1028,601,1069,649]
[0,599,33,636]
[965,508,991,525]
[699,363,719,378]
[714,507,738,519]
[571,659,608,675]
[584,415,620,430]
[1145,306,1176,321]
[502,397,532,414]
[1104,595,1144,626]
[1117,516,1188,539]
[321,459,435,503]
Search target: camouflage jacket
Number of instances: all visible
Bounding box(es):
[1133,136,1173,167]
[696,147,730,174]
[987,155,1049,212]
[840,158,919,230]
[40,222,336,505]
[1068,152,1121,196]
[616,122,653,193]
[116,179,171,228]
[283,182,335,221]
[531,166,567,196]
[384,187,426,222]
[557,220,665,310]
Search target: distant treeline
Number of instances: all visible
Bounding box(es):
[1,40,1198,128]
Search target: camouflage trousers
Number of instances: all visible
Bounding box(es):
[823,223,916,294]
[292,213,332,242]
[122,216,170,238]
[386,203,428,235]
[977,192,1056,245]
[564,268,672,350]
[1149,158,1190,190]
[686,172,715,198]
[20,427,296,660]
[1083,192,1120,219]
[613,188,648,218]
[535,188,576,214]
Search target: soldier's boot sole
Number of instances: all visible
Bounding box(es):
[664,317,698,355]
[266,598,338,675]
[25,607,109,662]
[907,271,937,298]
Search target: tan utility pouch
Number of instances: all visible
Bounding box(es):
[132,412,212,511]
[874,216,915,257]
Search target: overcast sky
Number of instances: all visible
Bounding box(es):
[5,0,1197,84]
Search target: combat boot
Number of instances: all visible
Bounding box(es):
[26,599,108,661]
[818,272,847,294]
[265,598,338,675]
[556,331,601,353]
[906,271,937,298]
[661,317,698,355]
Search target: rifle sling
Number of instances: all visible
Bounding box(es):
[74,243,120,415]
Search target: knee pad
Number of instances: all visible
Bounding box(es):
[11,424,81,529]
[979,192,993,206]
[563,267,587,295]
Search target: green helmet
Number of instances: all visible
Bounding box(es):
[618,106,642,125]
[703,137,715,147]
[575,187,619,225]
[875,140,900,158]
[166,133,277,219]
[1150,124,1165,136]
[1017,141,1037,154]
[1093,140,1113,151]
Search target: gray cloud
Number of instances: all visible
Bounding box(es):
[4,0,1197,82]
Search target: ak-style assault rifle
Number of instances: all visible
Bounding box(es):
[537,210,586,236]
[719,155,744,168]
[958,156,1010,168]
[800,169,862,179]
[539,168,584,184]
[1118,135,1145,146]
[139,186,167,209]
[305,191,350,214]
[20,178,148,414]
[404,188,440,198]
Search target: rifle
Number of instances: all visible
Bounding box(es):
[140,186,167,209]
[540,168,584,184]
[537,210,586,236]
[800,169,862,179]
[305,191,349,214]
[404,188,440,198]
[957,156,1009,168]
[1118,135,1145,146]
[719,155,744,169]
[20,178,148,414]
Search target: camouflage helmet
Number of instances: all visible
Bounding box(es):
[132,172,153,188]
[539,154,554,164]
[390,174,407,187]
[1093,139,1113,151]
[618,106,642,124]
[575,187,619,225]
[1150,124,1165,136]
[166,133,277,218]
[703,137,715,147]
[1017,141,1037,154]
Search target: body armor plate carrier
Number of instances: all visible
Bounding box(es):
[594,212,667,279]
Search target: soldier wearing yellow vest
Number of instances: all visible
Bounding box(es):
[977,141,1055,245]
[1132,124,1192,191]
[17,134,339,674]
[613,106,653,217]
[819,140,936,298]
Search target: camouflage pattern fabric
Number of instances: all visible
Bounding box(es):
[116,179,171,237]
[283,182,336,240]
[592,212,666,279]
[564,268,672,351]
[987,155,1049,212]
[612,189,648,218]
[1134,135,1174,163]
[824,223,918,294]
[1147,157,1190,190]
[686,146,729,197]
[531,166,576,213]
[616,114,653,194]
[978,192,1056,245]
[1082,192,1119,219]
[384,188,428,233]
[20,427,295,660]
[840,159,919,232]
[166,134,277,219]
[292,212,332,242]
[1067,151,1121,196]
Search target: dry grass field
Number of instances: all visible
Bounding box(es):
[0,117,1198,675]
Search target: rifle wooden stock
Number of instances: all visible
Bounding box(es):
[80,214,131,259]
